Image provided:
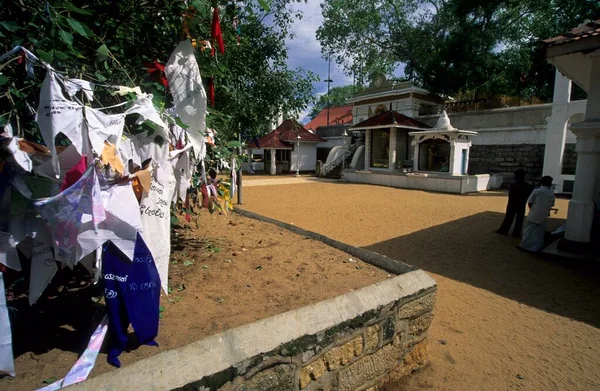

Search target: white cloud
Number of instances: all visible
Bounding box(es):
[284,1,353,95]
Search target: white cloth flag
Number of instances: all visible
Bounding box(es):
[29,223,58,305]
[118,136,142,168]
[34,144,83,182]
[35,71,84,177]
[0,273,15,377]
[172,151,191,203]
[0,232,21,271]
[7,138,33,172]
[139,166,176,294]
[62,78,95,102]
[125,95,168,133]
[164,40,207,159]
[77,183,142,262]
[84,107,126,156]
[136,131,169,167]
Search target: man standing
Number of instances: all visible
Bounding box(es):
[495,169,533,237]
[518,176,556,252]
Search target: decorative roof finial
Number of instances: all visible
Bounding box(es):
[434,110,455,131]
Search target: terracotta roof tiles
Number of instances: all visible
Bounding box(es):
[350,110,431,130]
[542,20,600,47]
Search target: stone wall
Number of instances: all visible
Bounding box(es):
[194,288,436,391]
[71,211,437,391]
[468,144,545,183]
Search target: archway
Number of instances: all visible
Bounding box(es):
[418,138,450,172]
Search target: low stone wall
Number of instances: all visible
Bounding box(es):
[343,170,497,194]
[71,213,437,391]
[468,144,545,183]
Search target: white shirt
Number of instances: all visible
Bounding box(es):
[526,186,556,224]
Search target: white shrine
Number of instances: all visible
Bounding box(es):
[409,111,477,175]
[343,110,502,193]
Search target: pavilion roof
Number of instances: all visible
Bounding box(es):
[305,105,353,130]
[349,110,432,131]
[542,20,600,48]
[247,119,325,149]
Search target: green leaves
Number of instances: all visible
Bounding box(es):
[36,49,53,64]
[58,30,73,46]
[257,0,270,12]
[96,44,109,62]
[64,3,93,16]
[0,21,20,32]
[66,18,89,38]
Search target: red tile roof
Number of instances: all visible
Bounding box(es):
[543,20,600,47]
[305,105,353,130]
[350,110,431,130]
[247,119,325,149]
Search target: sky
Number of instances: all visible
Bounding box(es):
[285,2,406,123]
[283,2,351,123]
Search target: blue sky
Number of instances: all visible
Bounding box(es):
[283,2,405,123]
[283,2,351,122]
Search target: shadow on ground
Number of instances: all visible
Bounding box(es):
[364,212,600,328]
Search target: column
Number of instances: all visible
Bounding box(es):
[364,130,371,170]
[564,56,600,243]
[412,140,420,171]
[389,128,397,170]
[270,149,276,175]
[542,70,572,192]
[448,140,458,174]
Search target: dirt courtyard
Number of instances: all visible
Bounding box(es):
[240,180,600,391]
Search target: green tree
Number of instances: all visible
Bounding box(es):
[317,0,599,100]
[0,0,316,143]
[308,85,363,119]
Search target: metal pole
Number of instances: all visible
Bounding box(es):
[237,130,243,204]
[296,134,301,177]
[325,51,333,126]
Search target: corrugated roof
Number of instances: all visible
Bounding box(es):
[349,110,432,130]
[304,105,353,130]
[247,119,325,149]
[542,20,600,47]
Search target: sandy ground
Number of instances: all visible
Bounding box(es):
[240,182,600,391]
[3,212,389,391]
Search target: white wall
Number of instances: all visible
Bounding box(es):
[291,143,317,172]
[416,101,586,146]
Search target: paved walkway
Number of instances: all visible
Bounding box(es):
[241,176,337,187]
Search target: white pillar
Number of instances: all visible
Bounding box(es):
[565,56,600,243]
[270,149,276,175]
[542,70,572,193]
[449,140,458,175]
[412,140,420,171]
[389,128,397,170]
[365,130,371,170]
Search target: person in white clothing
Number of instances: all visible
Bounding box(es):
[518,176,556,252]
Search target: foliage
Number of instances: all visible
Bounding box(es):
[0,0,316,144]
[308,85,363,119]
[317,0,599,100]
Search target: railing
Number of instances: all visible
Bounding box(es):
[445,96,548,113]
[320,142,362,177]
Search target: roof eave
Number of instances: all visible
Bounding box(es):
[408,130,478,136]
[350,124,431,131]
[546,36,600,58]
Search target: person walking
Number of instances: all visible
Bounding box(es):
[518,175,556,252]
[495,169,533,238]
